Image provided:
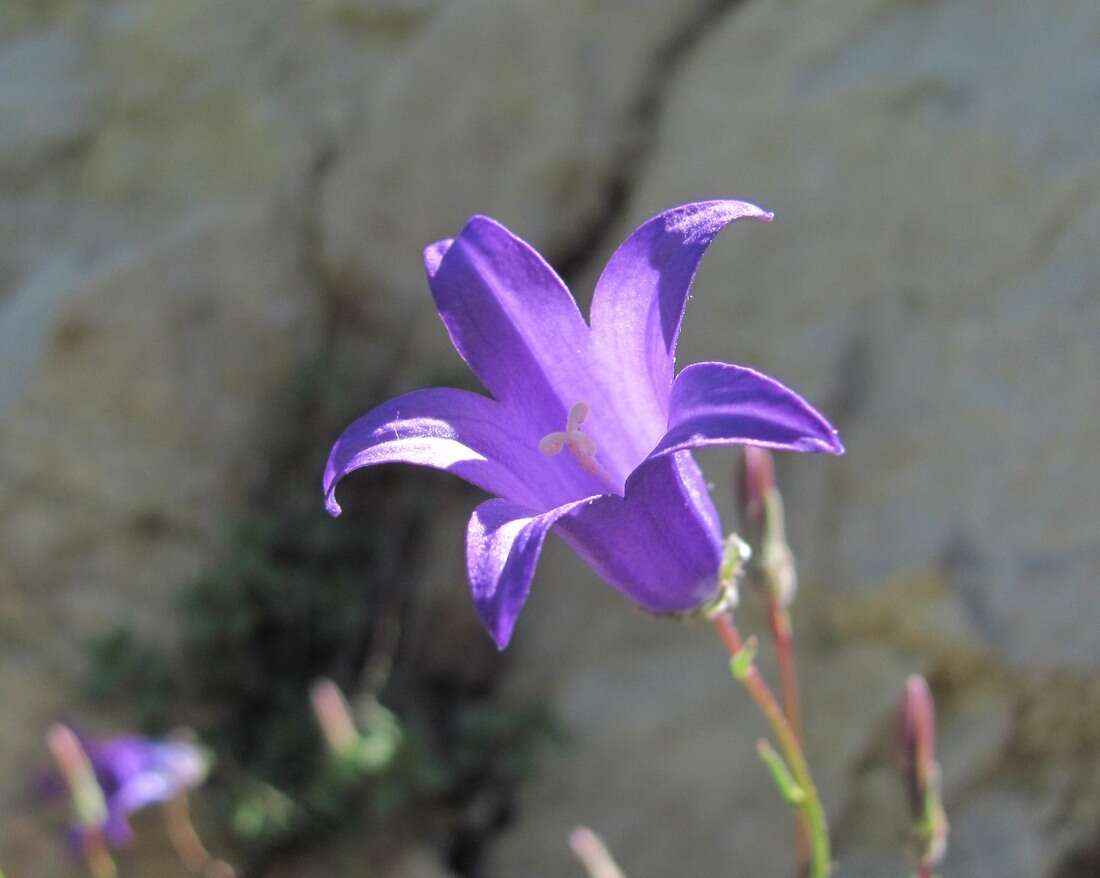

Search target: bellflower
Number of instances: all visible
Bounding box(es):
[46,731,210,848]
[324,200,842,648]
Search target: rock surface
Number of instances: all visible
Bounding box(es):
[3,0,1100,875]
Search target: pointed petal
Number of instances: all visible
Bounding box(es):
[648,361,844,459]
[426,215,591,412]
[467,497,592,649]
[423,238,453,278]
[589,200,773,425]
[555,452,723,614]
[324,388,552,514]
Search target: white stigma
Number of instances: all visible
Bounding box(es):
[539,402,617,491]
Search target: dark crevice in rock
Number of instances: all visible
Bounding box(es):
[300,142,365,356]
[548,0,750,284]
[1053,829,1100,878]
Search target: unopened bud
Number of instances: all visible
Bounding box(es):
[311,679,401,777]
[310,678,359,756]
[46,725,107,830]
[569,826,626,878]
[736,448,798,607]
[738,446,775,526]
[901,675,935,810]
[899,675,948,871]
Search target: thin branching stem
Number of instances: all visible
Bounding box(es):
[714,613,830,878]
[766,596,810,874]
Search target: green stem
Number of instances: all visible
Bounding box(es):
[714,614,831,878]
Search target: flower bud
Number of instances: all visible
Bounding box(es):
[46,724,108,831]
[310,678,359,756]
[736,448,797,607]
[899,675,948,870]
[310,678,401,776]
[569,826,626,878]
[738,445,775,527]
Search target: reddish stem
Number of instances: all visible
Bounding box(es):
[714,614,830,878]
[164,793,235,877]
[767,598,809,874]
[83,832,116,878]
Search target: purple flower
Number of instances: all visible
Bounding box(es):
[46,731,209,848]
[324,200,842,648]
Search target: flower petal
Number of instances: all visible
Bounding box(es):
[324,388,560,514]
[425,215,591,412]
[589,200,773,426]
[648,361,844,459]
[467,496,593,649]
[111,773,177,816]
[555,452,723,615]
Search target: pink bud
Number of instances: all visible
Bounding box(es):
[738,446,776,522]
[569,826,625,878]
[310,678,359,755]
[901,674,936,809]
[46,724,108,832]
[47,724,88,786]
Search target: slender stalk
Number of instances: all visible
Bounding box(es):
[767,600,803,742]
[714,613,830,878]
[164,793,235,877]
[83,833,116,878]
[766,596,809,875]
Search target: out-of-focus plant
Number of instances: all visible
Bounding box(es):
[80,361,562,872]
[43,725,232,876]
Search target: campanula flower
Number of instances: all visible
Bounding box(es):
[324,200,842,648]
[45,729,209,848]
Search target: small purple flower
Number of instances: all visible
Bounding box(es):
[46,730,209,848]
[324,200,842,648]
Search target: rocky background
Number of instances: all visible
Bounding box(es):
[2,0,1099,876]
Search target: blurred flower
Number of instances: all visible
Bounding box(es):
[325,201,842,648]
[45,728,209,849]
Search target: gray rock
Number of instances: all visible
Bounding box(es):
[319,0,721,343]
[0,29,100,179]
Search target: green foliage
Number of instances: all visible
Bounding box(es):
[83,626,176,732]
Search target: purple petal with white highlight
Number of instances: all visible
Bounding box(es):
[649,361,844,459]
[590,200,773,427]
[324,387,592,513]
[466,497,594,649]
[425,216,590,411]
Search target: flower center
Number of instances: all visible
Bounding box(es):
[538,402,618,492]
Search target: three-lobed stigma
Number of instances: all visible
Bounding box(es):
[538,402,618,492]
